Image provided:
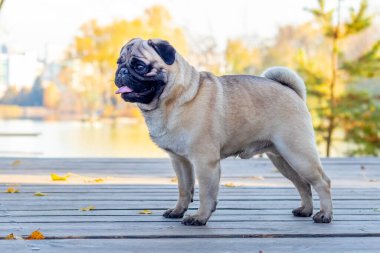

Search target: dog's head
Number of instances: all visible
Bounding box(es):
[114,38,176,105]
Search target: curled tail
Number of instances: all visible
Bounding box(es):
[261,66,306,101]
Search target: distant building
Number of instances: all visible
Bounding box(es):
[0,45,9,96]
[0,44,43,96]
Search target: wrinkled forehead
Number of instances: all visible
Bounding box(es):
[120,39,155,60]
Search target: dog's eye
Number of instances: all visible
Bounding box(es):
[133,62,148,74]
[135,63,145,72]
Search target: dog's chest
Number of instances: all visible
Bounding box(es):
[143,111,189,156]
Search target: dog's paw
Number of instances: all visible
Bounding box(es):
[292,206,313,217]
[163,208,186,219]
[313,211,332,223]
[181,215,208,226]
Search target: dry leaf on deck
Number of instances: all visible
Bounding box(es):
[87,178,105,183]
[34,192,46,196]
[170,177,178,183]
[79,205,96,211]
[6,187,19,193]
[5,233,16,240]
[51,173,70,181]
[138,210,152,215]
[26,230,45,240]
[223,183,236,187]
[250,176,265,180]
[11,160,21,167]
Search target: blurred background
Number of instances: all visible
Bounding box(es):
[0,0,379,158]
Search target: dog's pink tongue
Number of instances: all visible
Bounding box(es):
[115,86,133,94]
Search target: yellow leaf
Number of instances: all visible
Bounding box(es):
[79,205,96,211]
[6,187,19,193]
[84,178,105,183]
[250,176,265,180]
[5,233,16,240]
[51,173,69,181]
[11,160,21,167]
[26,230,45,240]
[223,183,236,188]
[170,177,178,183]
[34,192,46,196]
[138,210,152,215]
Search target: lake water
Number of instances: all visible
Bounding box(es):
[0,119,166,157]
[0,119,350,158]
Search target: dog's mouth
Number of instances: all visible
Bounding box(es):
[115,85,155,96]
[115,85,133,95]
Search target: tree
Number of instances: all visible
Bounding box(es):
[303,0,380,156]
[225,39,261,74]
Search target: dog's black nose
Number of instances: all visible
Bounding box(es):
[119,68,128,76]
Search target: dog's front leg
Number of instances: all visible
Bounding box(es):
[163,154,194,218]
[182,157,221,226]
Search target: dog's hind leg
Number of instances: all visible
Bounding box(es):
[273,134,333,223]
[267,152,313,217]
[163,153,194,218]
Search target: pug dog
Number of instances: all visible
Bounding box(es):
[114,38,333,226]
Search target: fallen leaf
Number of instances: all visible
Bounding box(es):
[138,210,152,215]
[51,173,69,181]
[26,230,45,240]
[170,177,178,183]
[5,233,16,240]
[84,178,105,183]
[11,160,21,167]
[34,192,46,196]
[223,183,236,187]
[6,187,19,193]
[79,205,96,211]
[250,176,265,180]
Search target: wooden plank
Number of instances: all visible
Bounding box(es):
[2,213,380,223]
[2,238,379,253]
[2,185,379,193]
[5,208,380,216]
[2,197,380,207]
[2,191,380,201]
[1,221,380,237]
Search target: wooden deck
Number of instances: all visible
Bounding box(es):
[1,158,379,252]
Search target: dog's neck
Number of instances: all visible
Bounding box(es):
[138,54,201,137]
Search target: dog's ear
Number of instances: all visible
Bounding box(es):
[148,39,176,65]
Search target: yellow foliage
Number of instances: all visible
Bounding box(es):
[225,39,261,74]
[43,83,61,109]
[0,105,23,118]
[223,183,236,188]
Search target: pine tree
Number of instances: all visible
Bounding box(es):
[304,0,380,156]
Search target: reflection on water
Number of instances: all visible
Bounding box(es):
[0,119,167,157]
